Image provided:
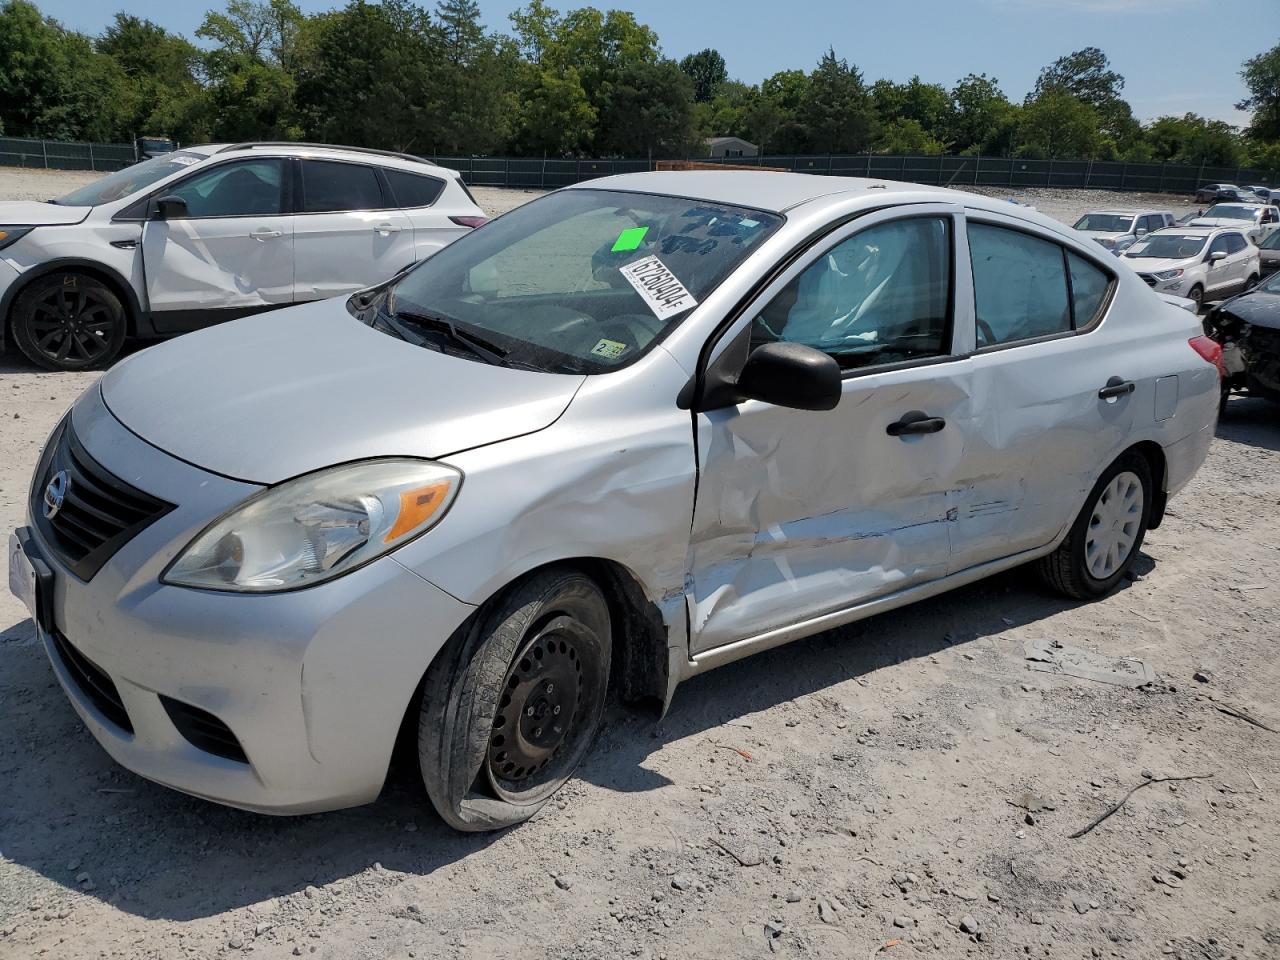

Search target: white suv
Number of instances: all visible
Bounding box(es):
[1072,209,1175,255]
[0,142,487,370]
[1121,226,1260,306]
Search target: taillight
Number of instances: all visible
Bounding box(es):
[1188,335,1225,377]
[449,215,488,228]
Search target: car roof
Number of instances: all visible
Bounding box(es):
[1154,225,1240,236]
[1085,209,1169,215]
[186,142,451,177]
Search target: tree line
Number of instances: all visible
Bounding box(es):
[2,0,1280,170]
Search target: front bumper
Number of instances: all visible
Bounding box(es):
[0,257,21,352]
[20,386,475,814]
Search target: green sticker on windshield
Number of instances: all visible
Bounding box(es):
[590,338,628,360]
[611,226,649,252]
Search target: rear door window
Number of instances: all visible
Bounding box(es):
[300,160,385,213]
[969,223,1070,346]
[384,169,446,209]
[1067,253,1112,328]
[1225,233,1248,255]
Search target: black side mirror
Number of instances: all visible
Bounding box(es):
[735,341,842,411]
[152,195,188,220]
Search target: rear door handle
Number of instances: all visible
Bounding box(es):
[886,411,946,437]
[1098,377,1136,400]
[252,227,282,241]
[374,222,403,235]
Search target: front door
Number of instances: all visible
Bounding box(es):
[687,206,971,655]
[1204,233,1236,294]
[291,158,417,301]
[141,157,294,331]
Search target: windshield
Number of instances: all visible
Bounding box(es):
[1261,272,1280,293]
[1073,214,1134,233]
[1261,230,1280,250]
[379,189,782,373]
[1124,234,1207,259]
[1202,204,1257,221]
[54,151,206,206]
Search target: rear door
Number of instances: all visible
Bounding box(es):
[291,158,416,301]
[140,157,294,331]
[381,167,472,262]
[948,214,1130,571]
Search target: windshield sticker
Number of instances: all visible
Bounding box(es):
[740,218,761,228]
[590,338,629,360]
[611,226,649,252]
[619,256,698,320]
[170,155,201,166]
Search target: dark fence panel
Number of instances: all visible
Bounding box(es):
[7,137,1278,192]
[0,137,136,171]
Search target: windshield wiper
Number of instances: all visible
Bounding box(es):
[393,309,511,365]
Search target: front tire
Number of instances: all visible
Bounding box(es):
[418,569,611,832]
[10,272,127,371]
[1187,284,1204,309]
[1036,452,1152,600]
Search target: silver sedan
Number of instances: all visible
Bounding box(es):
[9,172,1220,830]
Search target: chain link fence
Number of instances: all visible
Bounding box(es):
[5,137,1275,194]
[0,137,137,172]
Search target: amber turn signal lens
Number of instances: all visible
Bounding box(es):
[384,481,452,543]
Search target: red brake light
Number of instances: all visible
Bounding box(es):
[1188,335,1225,377]
[449,215,488,228]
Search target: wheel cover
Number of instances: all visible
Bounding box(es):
[27,286,117,365]
[486,614,605,803]
[1084,470,1144,580]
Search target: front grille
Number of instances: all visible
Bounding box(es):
[31,420,173,581]
[161,697,248,764]
[50,630,133,733]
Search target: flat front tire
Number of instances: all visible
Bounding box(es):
[1036,452,1153,600]
[417,569,611,832]
[10,272,127,371]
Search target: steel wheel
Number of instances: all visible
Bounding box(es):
[486,613,605,803]
[1084,470,1144,580]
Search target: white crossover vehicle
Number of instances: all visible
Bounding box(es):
[1122,226,1260,306]
[10,172,1220,829]
[1190,202,1280,244]
[0,142,486,370]
[1072,209,1175,255]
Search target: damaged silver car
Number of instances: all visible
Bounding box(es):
[9,172,1221,830]
[1205,270,1280,409]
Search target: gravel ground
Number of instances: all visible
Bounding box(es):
[1,167,1278,960]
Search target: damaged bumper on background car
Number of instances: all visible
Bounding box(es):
[1206,298,1280,400]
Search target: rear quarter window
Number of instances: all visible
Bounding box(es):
[384,169,446,209]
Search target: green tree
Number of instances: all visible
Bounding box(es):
[1144,113,1242,167]
[98,14,207,142]
[293,0,436,151]
[1017,88,1100,159]
[599,59,695,157]
[431,0,516,153]
[679,48,726,103]
[1238,43,1280,143]
[694,79,755,140]
[0,0,131,140]
[871,76,953,141]
[875,117,944,155]
[1032,46,1135,147]
[948,73,1013,154]
[516,63,597,154]
[799,48,877,153]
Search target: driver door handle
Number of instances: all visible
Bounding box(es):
[374,222,403,235]
[252,227,282,241]
[887,412,946,437]
[1098,377,1136,400]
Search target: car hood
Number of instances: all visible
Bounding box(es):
[0,200,91,226]
[1190,217,1256,229]
[1120,256,1192,273]
[1216,290,1280,330]
[100,299,586,484]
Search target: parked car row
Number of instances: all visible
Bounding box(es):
[9,168,1221,828]
[0,142,487,370]
[1119,226,1259,307]
[1195,183,1276,204]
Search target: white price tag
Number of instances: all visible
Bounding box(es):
[619,256,698,320]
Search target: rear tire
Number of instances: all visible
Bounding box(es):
[1036,452,1153,601]
[417,569,611,832]
[10,272,127,371]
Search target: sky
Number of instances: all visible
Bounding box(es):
[33,0,1269,127]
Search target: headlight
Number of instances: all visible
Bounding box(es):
[1153,268,1184,281]
[163,459,461,592]
[0,226,34,250]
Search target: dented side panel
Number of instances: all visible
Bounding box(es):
[141,216,295,312]
[687,364,970,655]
